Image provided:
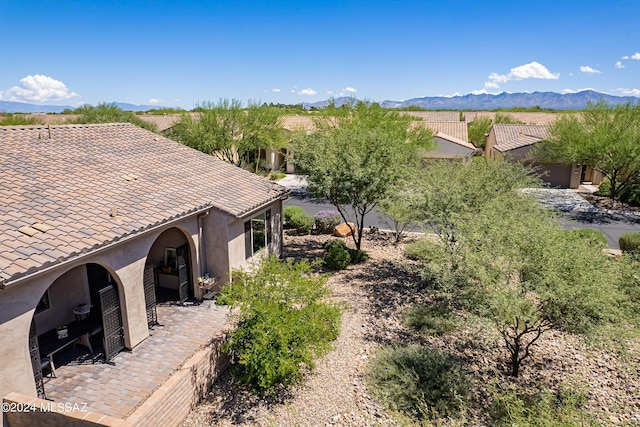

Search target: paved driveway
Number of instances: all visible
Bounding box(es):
[534,189,640,249]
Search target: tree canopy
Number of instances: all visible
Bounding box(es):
[400,159,635,376]
[537,100,640,201]
[292,101,434,250]
[73,103,158,132]
[166,99,284,171]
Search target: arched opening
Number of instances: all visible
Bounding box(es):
[145,228,196,308]
[29,263,125,397]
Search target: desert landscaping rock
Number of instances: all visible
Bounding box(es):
[183,230,640,426]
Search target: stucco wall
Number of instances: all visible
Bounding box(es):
[0,214,202,408]
[1,201,284,414]
[33,266,90,335]
[424,137,474,160]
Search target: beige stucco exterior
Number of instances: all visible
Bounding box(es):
[0,201,283,408]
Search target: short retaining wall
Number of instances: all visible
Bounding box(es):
[3,336,230,427]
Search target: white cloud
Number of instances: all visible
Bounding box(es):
[615,61,625,69]
[299,88,317,96]
[326,90,334,95]
[580,65,601,74]
[342,86,357,93]
[632,53,640,60]
[486,61,559,88]
[271,88,280,93]
[471,89,489,95]
[2,75,79,103]
[619,88,640,96]
[148,98,162,105]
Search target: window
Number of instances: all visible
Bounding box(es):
[35,290,51,314]
[244,210,271,259]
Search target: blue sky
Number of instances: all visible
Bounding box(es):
[1,0,639,109]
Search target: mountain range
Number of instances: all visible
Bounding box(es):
[1,90,638,113]
[304,90,640,110]
[0,101,161,114]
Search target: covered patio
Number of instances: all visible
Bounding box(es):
[39,300,229,418]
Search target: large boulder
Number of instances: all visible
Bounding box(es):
[333,222,357,237]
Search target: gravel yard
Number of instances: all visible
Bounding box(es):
[183,230,640,426]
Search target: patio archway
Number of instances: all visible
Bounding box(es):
[29,263,125,397]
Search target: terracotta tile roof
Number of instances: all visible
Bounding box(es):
[12,114,79,125]
[0,123,287,285]
[278,115,316,132]
[421,122,470,144]
[137,114,196,132]
[492,124,551,152]
[401,111,461,121]
[463,111,566,125]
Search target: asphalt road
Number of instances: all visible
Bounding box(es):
[559,210,640,249]
[284,190,640,250]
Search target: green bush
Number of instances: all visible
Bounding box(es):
[220,256,341,394]
[283,206,315,233]
[348,248,369,264]
[283,206,305,225]
[403,304,457,336]
[490,383,593,426]
[268,170,286,180]
[564,228,608,249]
[368,345,468,420]
[619,232,640,254]
[404,239,442,261]
[324,239,348,251]
[595,178,640,206]
[324,243,351,270]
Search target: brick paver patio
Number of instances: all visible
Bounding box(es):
[41,300,229,418]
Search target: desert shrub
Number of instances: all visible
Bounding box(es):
[368,345,468,420]
[314,210,341,234]
[283,206,305,226]
[324,243,351,270]
[595,178,640,206]
[491,383,593,426]
[404,238,442,261]
[323,239,347,251]
[564,228,608,249]
[268,170,286,180]
[283,206,314,233]
[619,232,640,254]
[348,248,369,264]
[404,304,457,336]
[0,114,42,126]
[220,256,341,394]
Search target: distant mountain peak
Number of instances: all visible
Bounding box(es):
[302,90,639,110]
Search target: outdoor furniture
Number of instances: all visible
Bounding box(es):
[73,303,91,321]
[40,357,55,378]
[38,320,102,376]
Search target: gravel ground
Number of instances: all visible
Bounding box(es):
[183,232,406,427]
[183,230,640,426]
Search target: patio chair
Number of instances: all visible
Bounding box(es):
[41,357,56,378]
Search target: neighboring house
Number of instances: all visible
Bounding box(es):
[0,123,287,404]
[267,115,316,173]
[401,111,461,122]
[417,121,477,162]
[485,123,602,188]
[462,111,564,125]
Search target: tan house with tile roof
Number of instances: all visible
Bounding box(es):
[0,123,287,406]
[416,121,477,161]
[485,123,602,188]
